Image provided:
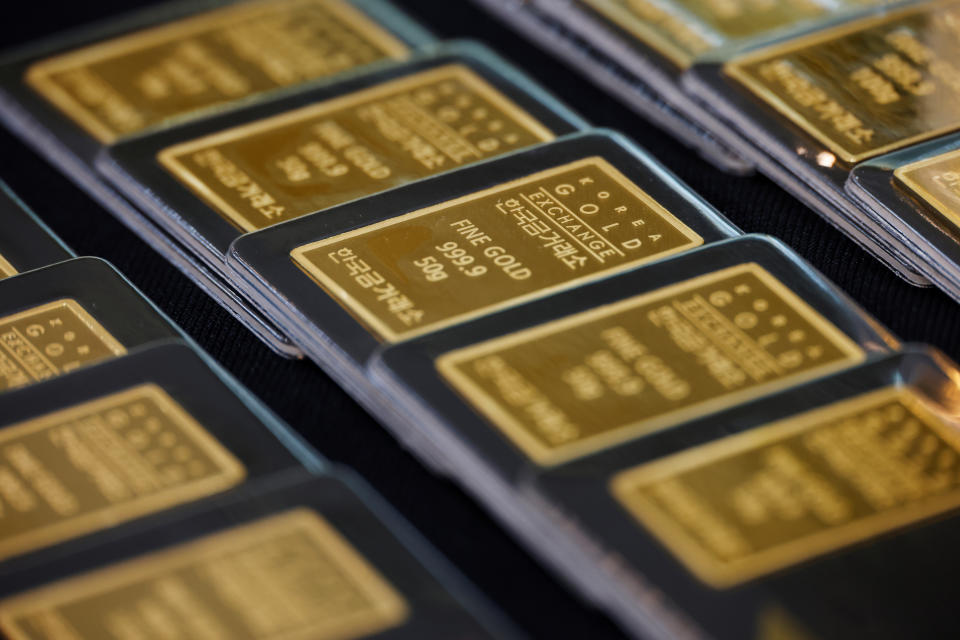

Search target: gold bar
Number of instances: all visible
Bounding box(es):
[0,384,245,561]
[27,0,411,143]
[292,156,702,341]
[0,299,125,391]
[582,0,830,69]
[438,263,865,465]
[159,64,558,231]
[611,387,960,587]
[725,1,960,163]
[0,509,409,640]
[895,147,960,231]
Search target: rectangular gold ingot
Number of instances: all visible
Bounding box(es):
[0,253,17,279]
[611,387,960,588]
[159,64,558,231]
[292,157,703,341]
[725,1,960,163]
[26,0,410,143]
[0,299,125,391]
[894,148,960,230]
[438,263,864,465]
[0,384,245,561]
[0,509,409,640]
[581,0,830,68]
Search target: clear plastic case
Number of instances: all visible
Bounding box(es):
[848,131,960,305]
[0,256,187,390]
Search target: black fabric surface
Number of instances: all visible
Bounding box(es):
[2,2,958,638]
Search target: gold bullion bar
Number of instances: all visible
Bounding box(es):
[894,147,960,230]
[725,0,960,164]
[437,263,865,466]
[0,299,126,391]
[580,0,830,69]
[0,384,246,561]
[611,386,960,588]
[292,156,703,341]
[26,0,411,143]
[0,509,409,640]
[158,64,558,232]
[0,253,17,279]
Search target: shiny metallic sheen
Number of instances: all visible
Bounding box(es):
[0,509,409,640]
[438,263,865,465]
[0,299,126,391]
[26,0,410,143]
[581,0,829,68]
[292,156,703,341]
[0,384,245,561]
[895,146,960,231]
[726,1,960,163]
[159,64,558,231]
[611,386,960,587]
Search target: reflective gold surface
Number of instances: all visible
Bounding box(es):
[160,64,557,232]
[27,0,410,143]
[612,387,960,587]
[895,147,960,230]
[0,384,245,561]
[0,509,409,640]
[438,263,864,465]
[292,156,702,341]
[726,1,960,163]
[0,253,17,279]
[0,299,125,391]
[581,0,829,68]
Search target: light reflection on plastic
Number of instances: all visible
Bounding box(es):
[816,152,836,168]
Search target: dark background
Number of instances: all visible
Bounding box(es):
[2,2,958,638]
